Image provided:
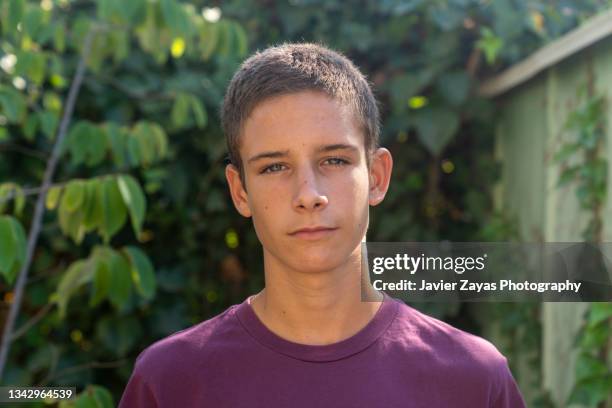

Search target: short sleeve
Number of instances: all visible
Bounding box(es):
[492,361,527,408]
[118,368,159,408]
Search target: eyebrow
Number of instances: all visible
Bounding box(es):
[247,144,359,164]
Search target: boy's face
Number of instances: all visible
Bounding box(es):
[226,90,392,274]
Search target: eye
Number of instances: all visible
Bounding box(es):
[260,163,286,174]
[323,157,349,166]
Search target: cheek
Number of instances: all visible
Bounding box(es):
[248,178,286,211]
[344,167,371,203]
[248,187,284,235]
[334,169,370,224]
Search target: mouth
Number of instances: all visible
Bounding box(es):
[289,226,338,240]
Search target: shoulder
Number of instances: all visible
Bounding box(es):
[385,298,512,386]
[132,304,242,383]
[378,297,525,406]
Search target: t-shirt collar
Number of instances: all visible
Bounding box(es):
[234,291,399,362]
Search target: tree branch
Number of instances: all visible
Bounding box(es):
[0,166,140,205]
[9,303,54,342]
[39,359,126,386]
[0,143,49,161]
[0,181,71,205]
[0,28,96,380]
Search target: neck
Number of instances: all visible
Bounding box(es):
[249,245,383,345]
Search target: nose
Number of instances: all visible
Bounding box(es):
[292,165,329,212]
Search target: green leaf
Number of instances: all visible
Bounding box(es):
[53,21,65,52]
[0,216,17,280]
[23,6,44,41]
[0,216,27,284]
[15,50,46,86]
[65,121,90,165]
[557,166,580,188]
[588,303,612,327]
[9,216,26,267]
[554,142,580,163]
[110,29,130,63]
[90,385,115,408]
[23,113,39,141]
[232,21,248,57]
[64,121,108,167]
[58,196,85,244]
[0,85,26,123]
[0,184,11,214]
[45,185,62,210]
[26,344,55,373]
[99,177,128,243]
[123,246,156,300]
[43,92,62,114]
[90,256,110,307]
[199,20,219,60]
[86,30,109,74]
[60,180,85,213]
[86,125,108,167]
[132,122,157,167]
[437,71,471,106]
[575,352,609,382]
[38,110,59,140]
[70,390,97,408]
[134,1,159,55]
[69,385,115,408]
[580,321,610,348]
[127,133,141,167]
[412,106,459,156]
[96,316,142,357]
[105,123,128,168]
[1,0,25,37]
[189,95,208,128]
[54,259,94,318]
[117,175,146,237]
[108,250,132,309]
[476,27,503,65]
[216,20,234,57]
[568,374,612,407]
[0,183,24,215]
[12,185,24,217]
[82,179,103,231]
[121,0,146,25]
[150,122,168,159]
[160,0,193,38]
[37,14,55,46]
[97,0,120,23]
[171,93,190,129]
[429,3,463,31]
[387,72,433,112]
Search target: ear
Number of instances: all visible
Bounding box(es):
[225,164,252,217]
[368,147,393,206]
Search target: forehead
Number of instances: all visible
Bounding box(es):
[240,90,364,154]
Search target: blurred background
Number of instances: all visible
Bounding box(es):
[1,0,611,406]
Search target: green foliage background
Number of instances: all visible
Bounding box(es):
[1,0,611,406]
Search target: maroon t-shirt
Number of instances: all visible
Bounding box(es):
[119,293,526,407]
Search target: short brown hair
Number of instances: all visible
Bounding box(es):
[221,42,380,182]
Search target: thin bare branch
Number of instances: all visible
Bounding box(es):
[0,28,96,380]
[0,181,71,205]
[39,359,127,386]
[10,303,54,341]
[0,143,49,161]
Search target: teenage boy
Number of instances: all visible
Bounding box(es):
[119,43,526,407]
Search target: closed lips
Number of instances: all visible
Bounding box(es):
[290,227,337,234]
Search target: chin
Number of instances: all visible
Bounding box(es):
[289,249,351,274]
